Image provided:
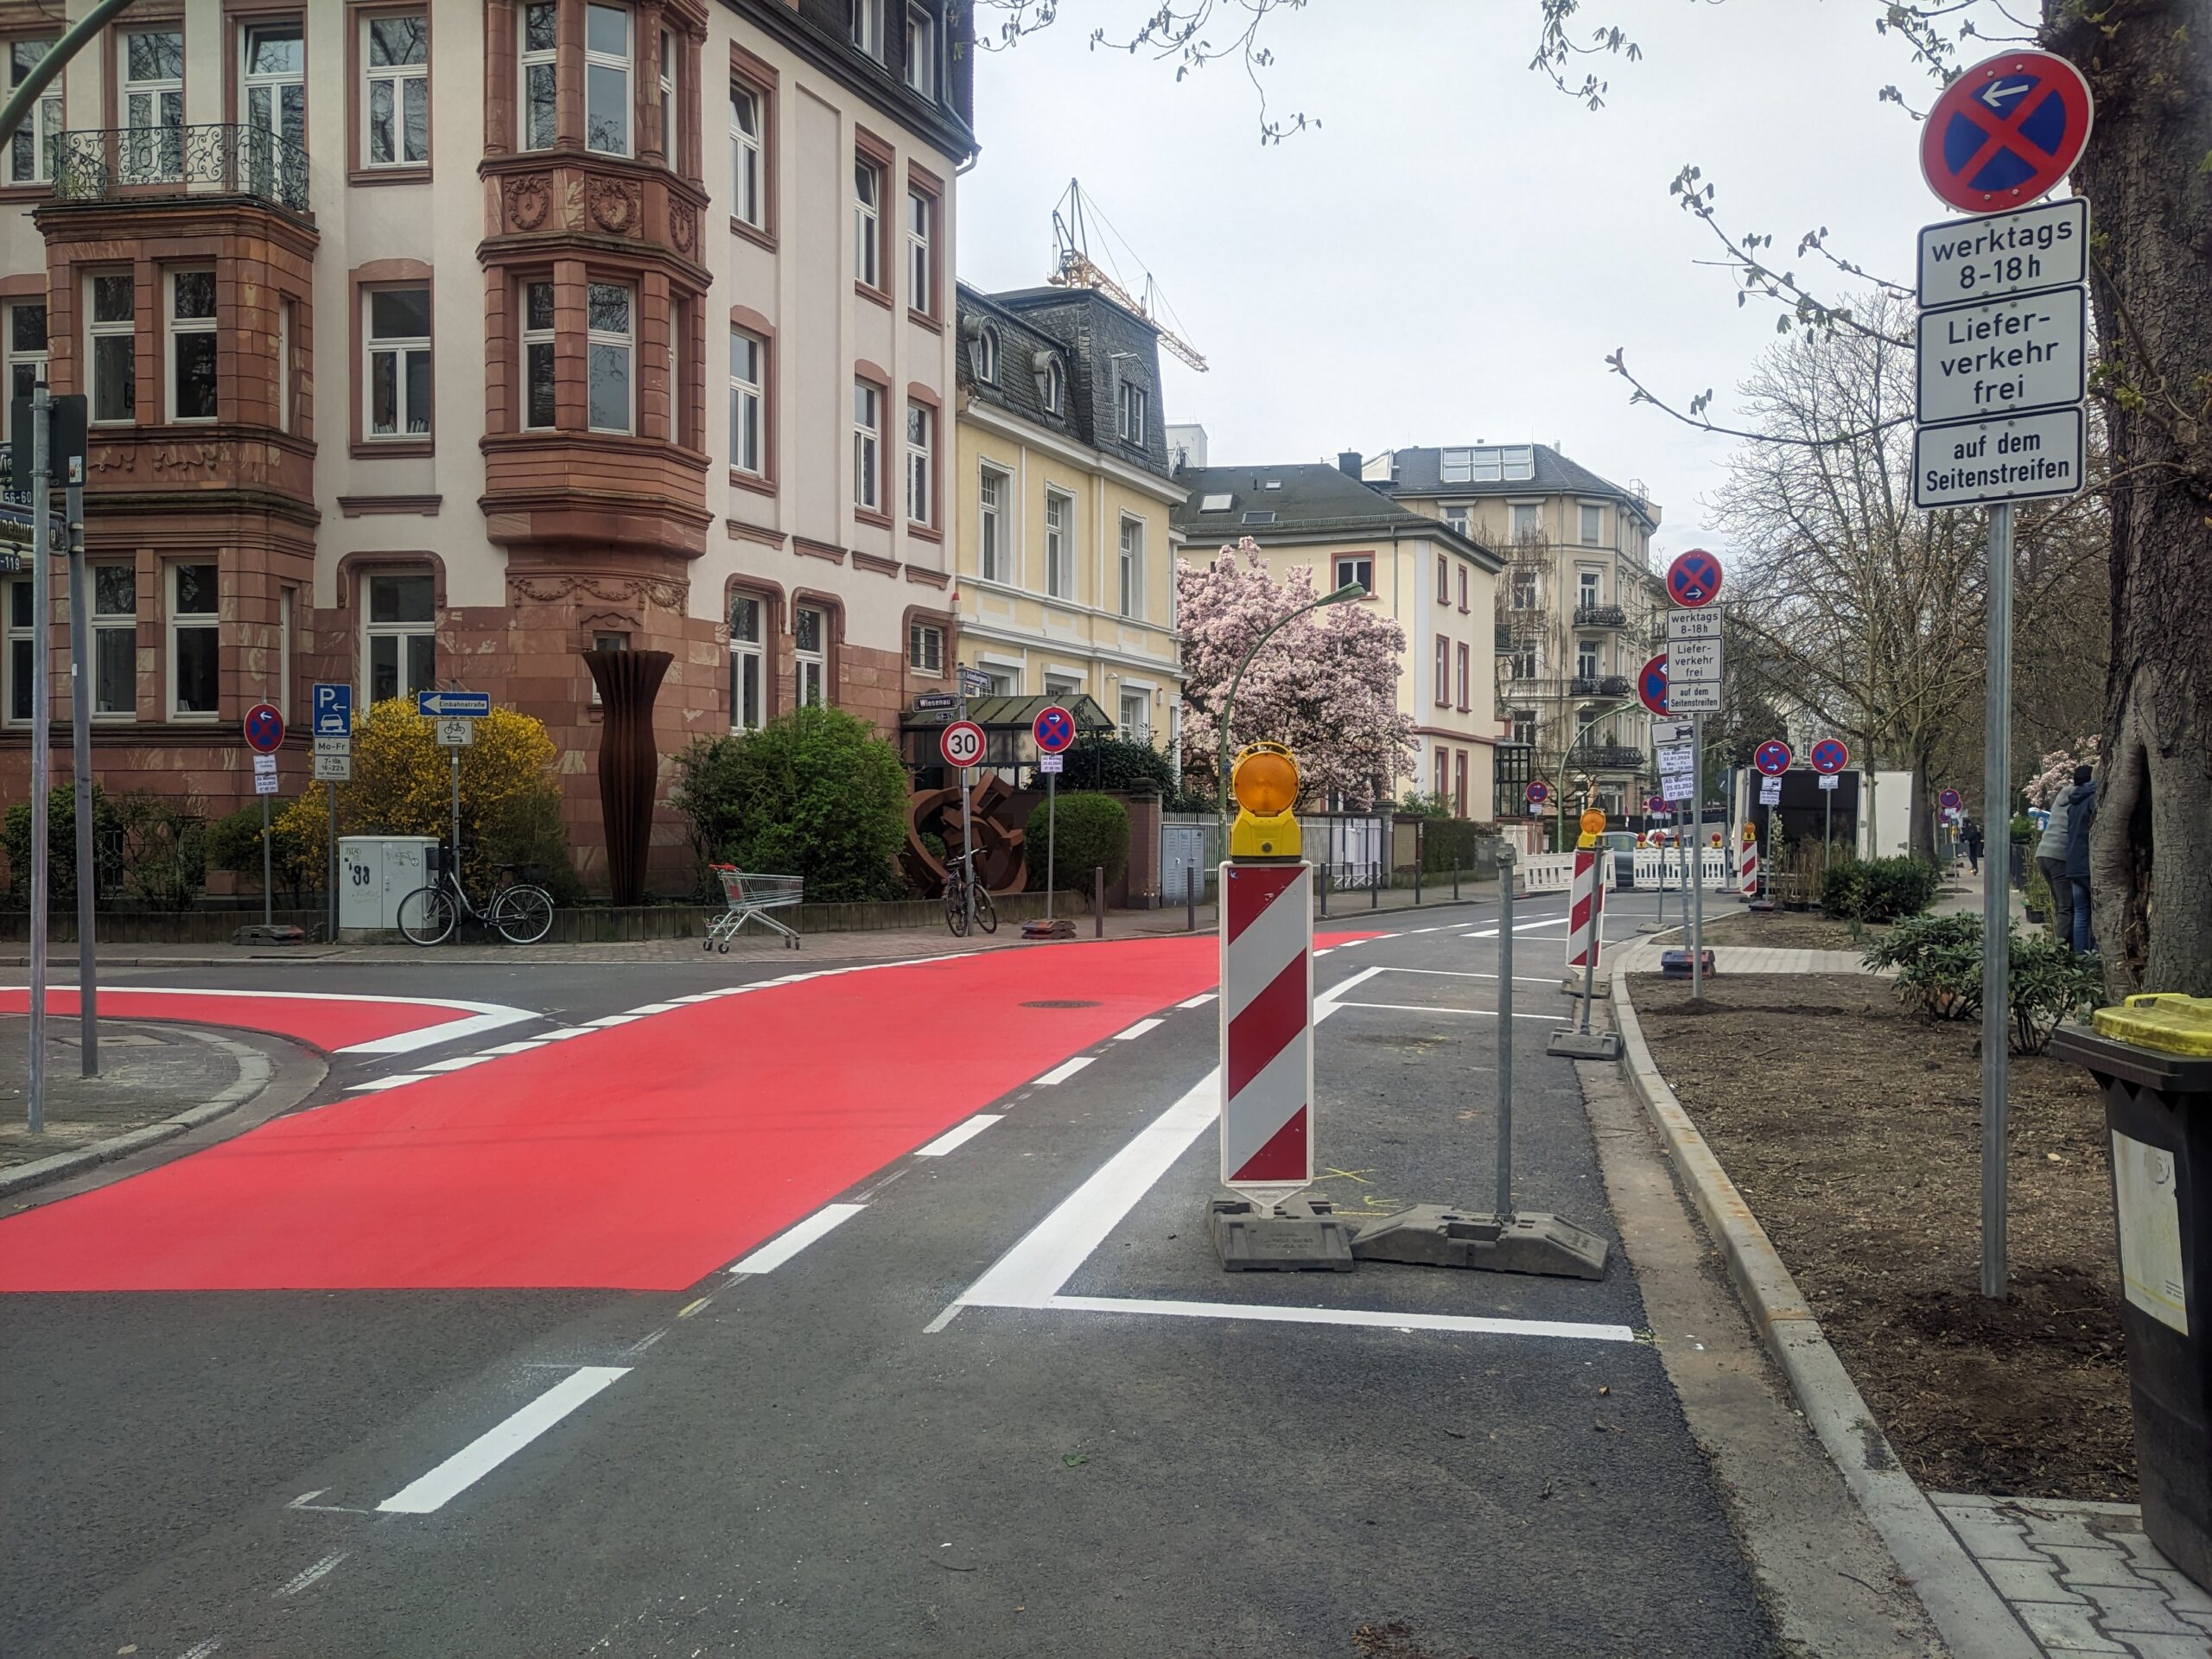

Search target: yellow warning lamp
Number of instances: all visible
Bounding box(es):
[1576,807,1606,852]
[1230,741,1302,861]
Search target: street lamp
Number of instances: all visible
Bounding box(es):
[1215,581,1368,842]
[1553,700,1637,849]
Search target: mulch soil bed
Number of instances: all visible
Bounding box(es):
[1694,911,1885,951]
[1632,972,2133,1502]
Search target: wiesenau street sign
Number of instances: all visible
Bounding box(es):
[1916,287,2086,424]
[1913,406,2085,510]
[1916,198,2086,308]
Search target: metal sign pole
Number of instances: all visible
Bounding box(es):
[449,747,461,889]
[1045,768,1056,922]
[65,467,93,1073]
[956,683,974,935]
[1981,500,2015,1300]
[327,779,338,942]
[261,794,272,928]
[25,388,48,1133]
[1689,712,1704,1001]
[1496,845,1515,1219]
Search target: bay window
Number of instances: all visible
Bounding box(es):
[92,563,136,717]
[584,5,632,156]
[168,563,219,719]
[519,3,557,150]
[587,283,632,433]
[522,280,555,429]
[167,269,217,423]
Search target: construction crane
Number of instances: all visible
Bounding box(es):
[1048,179,1209,372]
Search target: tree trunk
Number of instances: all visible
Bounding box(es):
[2046,0,2212,996]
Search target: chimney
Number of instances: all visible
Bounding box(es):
[1338,450,1362,478]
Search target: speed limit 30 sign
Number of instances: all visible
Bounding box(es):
[939,720,986,770]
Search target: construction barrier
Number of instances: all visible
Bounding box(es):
[1738,823,1759,899]
[1219,861,1314,1192]
[1565,846,1605,978]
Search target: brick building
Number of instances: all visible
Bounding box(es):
[0,0,978,893]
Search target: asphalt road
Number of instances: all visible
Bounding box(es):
[1,889,1780,1656]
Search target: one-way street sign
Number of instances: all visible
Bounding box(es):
[1916,287,2086,423]
[416,690,491,718]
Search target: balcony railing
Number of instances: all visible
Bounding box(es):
[1569,675,1633,699]
[52,124,310,217]
[1569,742,1647,772]
[1573,603,1628,629]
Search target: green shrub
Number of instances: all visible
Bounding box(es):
[112,792,207,911]
[1026,791,1130,892]
[1823,855,1940,923]
[1865,912,2103,1052]
[2,782,125,903]
[670,706,909,903]
[1397,790,1453,820]
[1047,734,1173,797]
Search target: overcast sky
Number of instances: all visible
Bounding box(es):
[958,0,1955,562]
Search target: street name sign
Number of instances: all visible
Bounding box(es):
[1913,405,2085,509]
[1917,198,2086,308]
[1921,51,2094,216]
[243,702,285,754]
[310,682,353,739]
[939,720,985,769]
[1916,287,2085,424]
[314,753,353,782]
[913,692,957,712]
[434,719,474,747]
[957,666,993,697]
[416,690,491,718]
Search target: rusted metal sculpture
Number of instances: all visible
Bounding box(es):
[582,648,671,906]
[902,772,1030,896]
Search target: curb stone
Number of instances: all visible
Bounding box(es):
[1608,938,2042,1659]
[0,1029,272,1198]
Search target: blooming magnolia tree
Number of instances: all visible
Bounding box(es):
[1176,541,1415,809]
[2024,735,2101,811]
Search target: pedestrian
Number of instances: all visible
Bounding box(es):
[1962,816,1985,874]
[2063,764,2098,954]
[2035,786,2075,950]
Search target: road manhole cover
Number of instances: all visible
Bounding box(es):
[1022,999,1100,1008]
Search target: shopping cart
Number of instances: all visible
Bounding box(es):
[703,867,804,951]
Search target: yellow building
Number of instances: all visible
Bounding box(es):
[1173,453,1504,821]
[949,284,1186,764]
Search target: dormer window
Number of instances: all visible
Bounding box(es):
[976,323,1000,384]
[1038,353,1064,414]
[1116,377,1147,445]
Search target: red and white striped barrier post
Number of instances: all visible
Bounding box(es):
[1738,821,1759,901]
[1563,842,1605,995]
[1219,861,1314,1198]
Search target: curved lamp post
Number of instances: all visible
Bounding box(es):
[1215,581,1368,841]
[1552,700,1637,849]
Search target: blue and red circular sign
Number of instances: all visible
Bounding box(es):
[1525,779,1550,806]
[1033,703,1076,754]
[1648,794,1669,815]
[243,702,285,754]
[1940,787,1964,811]
[1637,654,1670,716]
[1665,548,1724,609]
[1810,738,1851,776]
[1921,51,2094,215]
[1753,740,1794,778]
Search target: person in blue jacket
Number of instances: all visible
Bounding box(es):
[2062,765,2098,954]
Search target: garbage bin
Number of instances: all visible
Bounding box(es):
[2050,995,2212,1592]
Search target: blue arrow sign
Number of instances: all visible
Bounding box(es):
[312,682,353,738]
[416,690,492,718]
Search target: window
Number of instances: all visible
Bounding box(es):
[1501,445,1535,480]
[587,283,632,432]
[1443,505,1469,537]
[1457,566,1468,612]
[7,39,60,186]
[242,22,305,151]
[904,4,936,95]
[1440,448,1472,485]
[1578,570,1600,612]
[851,380,881,512]
[365,287,431,439]
[1433,747,1449,798]
[908,621,943,674]
[975,323,999,383]
[363,13,429,167]
[121,29,183,181]
[728,328,763,475]
[1508,645,1536,680]
[1041,356,1064,414]
[729,594,764,730]
[1511,569,1538,610]
[585,5,632,156]
[522,281,555,429]
[850,0,884,59]
[1510,503,1540,539]
[1120,690,1148,746]
[905,402,931,526]
[277,299,294,432]
[1118,518,1143,618]
[3,577,29,724]
[658,29,677,163]
[983,664,1017,696]
[1576,639,1600,680]
[278,588,294,721]
[87,274,133,423]
[364,572,435,702]
[906,188,932,315]
[853,156,883,289]
[1456,642,1470,711]
[1333,556,1371,594]
[729,85,763,227]
[92,563,134,717]
[5,302,46,434]
[168,563,219,718]
[520,3,557,150]
[167,270,217,423]
[977,465,1007,581]
[1455,750,1468,818]
[1580,503,1604,545]
[1434,636,1449,706]
[667,295,688,448]
[1510,710,1536,747]
[1436,554,1448,601]
[794,604,826,706]
[1044,490,1073,600]
[1116,377,1147,444]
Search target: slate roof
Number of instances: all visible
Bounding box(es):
[1171,463,1502,569]
[1382,444,1657,525]
[955,283,1173,481]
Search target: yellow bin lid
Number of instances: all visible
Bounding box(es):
[2090,994,2212,1058]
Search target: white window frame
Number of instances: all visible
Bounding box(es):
[1434,636,1450,708]
[3,575,31,727]
[976,323,999,384]
[794,603,827,707]
[119,29,183,182]
[90,561,135,720]
[906,186,931,315]
[1576,639,1601,680]
[241,20,305,153]
[1511,569,1538,610]
[728,327,763,475]
[165,268,218,424]
[167,562,219,721]
[852,380,881,512]
[1044,488,1074,601]
[1580,502,1604,545]
[905,401,931,527]
[522,280,556,431]
[362,570,437,704]
[904,3,936,95]
[1116,378,1147,445]
[850,0,884,60]
[658,27,677,164]
[853,155,883,290]
[729,84,763,227]
[907,620,944,675]
[362,11,429,168]
[729,592,765,731]
[1456,641,1470,712]
[586,282,634,434]
[1510,502,1541,539]
[365,286,433,441]
[7,38,61,186]
[86,271,134,425]
[519,3,558,151]
[1578,569,1601,612]
[1117,515,1144,619]
[4,300,48,440]
[1118,689,1148,746]
[977,464,1009,582]
[1443,505,1469,537]
[1334,555,1371,594]
[1041,356,1064,415]
[584,3,632,156]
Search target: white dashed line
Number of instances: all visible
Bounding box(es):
[376,1367,631,1515]
[348,1073,429,1092]
[584,1014,642,1028]
[273,1552,348,1598]
[1112,1019,1163,1041]
[418,1054,494,1073]
[729,1204,866,1274]
[479,1039,549,1056]
[1033,1056,1096,1086]
[1177,993,1217,1009]
[624,1002,683,1014]
[914,1115,1004,1157]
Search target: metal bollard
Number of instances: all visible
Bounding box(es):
[1453,846,1460,901]
[1319,861,1330,918]
[1414,828,1423,905]
[1094,866,1104,938]
[1370,863,1378,910]
[1187,863,1197,933]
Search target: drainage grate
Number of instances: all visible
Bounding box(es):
[1021,999,1101,1008]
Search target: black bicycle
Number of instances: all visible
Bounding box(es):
[397,857,556,946]
[943,852,997,938]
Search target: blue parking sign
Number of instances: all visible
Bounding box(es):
[312,683,353,738]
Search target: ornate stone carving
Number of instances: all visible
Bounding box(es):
[150,443,223,477]
[504,173,552,232]
[669,199,697,256]
[86,447,128,474]
[509,573,689,610]
[588,177,640,237]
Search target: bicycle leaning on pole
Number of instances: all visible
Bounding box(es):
[396,850,556,946]
[942,849,997,938]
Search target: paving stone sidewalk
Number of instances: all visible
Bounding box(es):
[0,1020,242,1168]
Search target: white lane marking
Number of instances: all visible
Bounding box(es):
[376,1366,629,1515]
[1317,964,1388,1005]
[1044,1295,1634,1344]
[625,1002,683,1014]
[347,1073,429,1092]
[1112,1018,1163,1041]
[179,1639,225,1658]
[273,1552,348,1598]
[914,1114,1005,1157]
[479,1039,549,1056]
[1462,917,1573,939]
[1033,1056,1095,1086]
[729,1204,866,1274]
[0,984,540,1056]
[584,1014,641,1028]
[1332,1001,1562,1021]
[533,1027,599,1040]
[1176,993,1217,1009]
[1375,967,1564,986]
[1313,948,1335,957]
[418,1054,494,1073]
